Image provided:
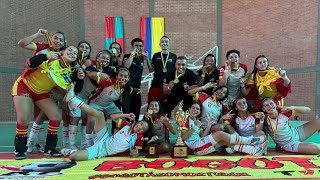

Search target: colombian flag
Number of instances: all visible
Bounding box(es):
[140,17,165,60]
[105,16,124,53]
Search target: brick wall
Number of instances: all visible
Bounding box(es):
[222,0,318,120]
[0,0,81,121]
[1,0,318,121]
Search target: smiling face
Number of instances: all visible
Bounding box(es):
[63,46,78,62]
[255,57,269,71]
[262,99,277,114]
[235,98,248,112]
[215,87,228,100]
[204,56,216,69]
[78,43,91,57]
[189,103,201,118]
[160,37,170,51]
[175,59,187,74]
[149,101,160,114]
[97,52,111,67]
[116,69,130,87]
[133,121,149,134]
[52,33,65,50]
[227,52,240,65]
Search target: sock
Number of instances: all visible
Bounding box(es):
[230,134,251,145]
[234,144,264,156]
[80,125,87,149]
[70,97,83,108]
[16,123,28,137]
[86,134,94,147]
[47,120,61,135]
[62,125,69,147]
[69,125,78,147]
[37,125,44,147]
[27,122,41,152]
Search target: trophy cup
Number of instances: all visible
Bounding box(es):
[171,101,188,158]
[145,135,159,158]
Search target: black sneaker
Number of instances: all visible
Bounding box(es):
[15,152,26,160]
[44,149,63,157]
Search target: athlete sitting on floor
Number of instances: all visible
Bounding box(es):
[64,84,149,161]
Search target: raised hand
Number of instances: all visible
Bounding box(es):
[221,110,235,121]
[99,72,111,82]
[37,29,47,36]
[46,51,61,60]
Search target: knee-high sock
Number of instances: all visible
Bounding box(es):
[69,125,77,147]
[15,123,28,153]
[80,125,87,149]
[28,122,41,145]
[37,125,44,146]
[86,134,94,147]
[62,125,69,147]
[230,134,252,145]
[45,120,61,150]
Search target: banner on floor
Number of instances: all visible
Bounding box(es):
[0,155,320,179]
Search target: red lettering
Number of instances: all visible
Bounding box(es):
[237,158,282,169]
[274,157,318,175]
[192,159,236,170]
[145,159,191,170]
[95,160,146,171]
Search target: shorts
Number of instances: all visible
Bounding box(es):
[280,126,306,152]
[89,101,121,117]
[68,96,88,117]
[185,135,218,155]
[12,77,50,102]
[87,127,111,160]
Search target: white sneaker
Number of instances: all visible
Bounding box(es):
[26,142,34,154]
[225,147,236,154]
[63,83,75,102]
[250,135,266,145]
[251,141,267,157]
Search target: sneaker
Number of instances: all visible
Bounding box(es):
[26,143,33,154]
[251,141,268,157]
[63,83,75,102]
[250,135,266,145]
[36,144,45,153]
[44,149,63,157]
[60,148,72,156]
[15,152,26,160]
[225,147,236,154]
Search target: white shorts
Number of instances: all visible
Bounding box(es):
[280,126,306,152]
[185,135,219,155]
[68,97,88,117]
[87,127,111,160]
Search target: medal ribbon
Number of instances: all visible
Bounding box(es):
[161,52,170,70]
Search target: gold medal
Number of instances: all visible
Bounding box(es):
[161,52,169,73]
[173,79,179,84]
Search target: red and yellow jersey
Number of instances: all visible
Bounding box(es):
[22,59,73,94]
[32,42,50,56]
[246,67,289,100]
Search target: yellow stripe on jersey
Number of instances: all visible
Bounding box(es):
[11,77,22,96]
[23,60,72,94]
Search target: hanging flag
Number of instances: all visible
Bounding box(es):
[140,17,165,60]
[105,16,124,53]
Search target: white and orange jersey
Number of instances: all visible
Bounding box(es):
[88,77,120,108]
[266,110,296,147]
[233,115,257,137]
[105,120,143,155]
[195,92,227,129]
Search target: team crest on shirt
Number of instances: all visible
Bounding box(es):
[108,91,113,96]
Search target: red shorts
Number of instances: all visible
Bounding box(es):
[12,77,50,102]
[148,87,164,103]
